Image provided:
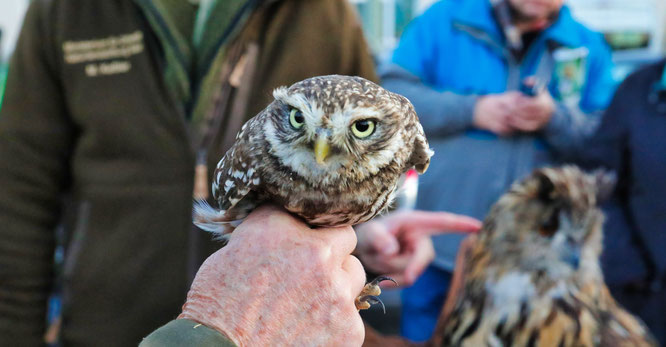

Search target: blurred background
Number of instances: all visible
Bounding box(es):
[1,0,664,341]
[2,0,666,105]
[352,0,666,79]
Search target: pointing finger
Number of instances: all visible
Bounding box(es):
[388,211,481,236]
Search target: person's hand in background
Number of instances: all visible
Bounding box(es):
[179,205,366,346]
[509,80,555,132]
[473,92,523,136]
[355,210,481,287]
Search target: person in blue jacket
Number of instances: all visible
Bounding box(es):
[575,60,666,345]
[380,0,617,341]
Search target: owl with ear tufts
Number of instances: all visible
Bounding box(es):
[194,75,432,235]
[433,166,657,347]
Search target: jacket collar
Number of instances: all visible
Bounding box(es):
[451,0,584,48]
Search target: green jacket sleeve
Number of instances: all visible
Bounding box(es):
[140,319,236,347]
[0,1,74,345]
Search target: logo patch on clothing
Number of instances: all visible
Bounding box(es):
[63,31,144,76]
[552,47,588,106]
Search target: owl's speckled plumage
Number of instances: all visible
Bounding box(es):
[194,75,432,236]
[434,166,656,347]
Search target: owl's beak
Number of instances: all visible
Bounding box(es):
[314,137,330,164]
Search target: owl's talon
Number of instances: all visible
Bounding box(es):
[358,295,386,313]
[369,275,397,287]
[355,275,395,312]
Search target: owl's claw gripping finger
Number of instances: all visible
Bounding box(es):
[356,295,385,313]
[354,276,396,312]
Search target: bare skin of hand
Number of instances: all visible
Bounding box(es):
[179,205,366,347]
[473,92,523,136]
[508,90,555,132]
[355,210,481,287]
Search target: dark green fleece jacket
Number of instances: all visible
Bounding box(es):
[0,0,376,346]
[141,319,236,346]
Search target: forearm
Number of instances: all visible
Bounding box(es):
[379,63,477,137]
[541,102,602,159]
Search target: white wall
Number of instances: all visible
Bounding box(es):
[0,0,30,61]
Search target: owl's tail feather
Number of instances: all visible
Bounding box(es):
[192,200,242,242]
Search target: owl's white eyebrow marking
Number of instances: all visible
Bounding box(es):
[273,87,310,112]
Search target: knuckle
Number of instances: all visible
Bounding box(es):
[307,244,332,269]
[346,255,364,277]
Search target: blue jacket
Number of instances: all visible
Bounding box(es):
[382,0,617,270]
[576,60,666,286]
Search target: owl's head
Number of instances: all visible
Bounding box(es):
[483,166,615,282]
[262,75,431,186]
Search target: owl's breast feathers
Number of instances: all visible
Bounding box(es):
[256,139,406,226]
[197,75,433,235]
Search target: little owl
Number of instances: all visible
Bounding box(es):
[194,75,432,309]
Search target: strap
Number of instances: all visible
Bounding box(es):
[220,43,259,152]
[525,41,556,95]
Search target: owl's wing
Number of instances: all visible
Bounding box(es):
[193,115,265,236]
[598,286,658,347]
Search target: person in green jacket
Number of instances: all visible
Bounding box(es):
[0,0,380,345]
[0,0,480,346]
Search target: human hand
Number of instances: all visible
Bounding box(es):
[179,205,366,346]
[355,210,481,287]
[508,88,555,132]
[473,92,522,136]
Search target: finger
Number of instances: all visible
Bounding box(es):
[371,253,411,274]
[366,223,400,256]
[359,254,402,274]
[389,211,481,236]
[317,225,357,261]
[403,238,435,285]
[508,115,539,132]
[494,125,513,137]
[341,255,366,298]
[241,204,304,233]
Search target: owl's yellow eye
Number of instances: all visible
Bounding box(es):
[289,108,305,129]
[351,119,376,138]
